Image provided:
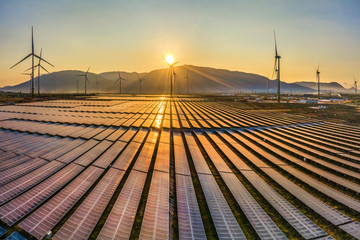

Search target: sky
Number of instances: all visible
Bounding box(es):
[0,0,359,87]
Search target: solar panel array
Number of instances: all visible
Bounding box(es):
[0,97,359,239]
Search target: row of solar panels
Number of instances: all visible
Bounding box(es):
[0,99,314,129]
[1,122,360,239]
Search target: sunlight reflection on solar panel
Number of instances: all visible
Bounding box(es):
[1,97,358,240]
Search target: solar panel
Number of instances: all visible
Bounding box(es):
[40,138,85,161]
[242,170,326,239]
[154,142,170,173]
[0,158,47,187]
[19,166,103,240]
[255,129,360,173]
[208,132,252,171]
[174,134,191,176]
[97,170,147,240]
[139,171,169,239]
[0,161,65,204]
[0,163,83,226]
[4,231,27,240]
[184,133,212,175]
[198,174,245,239]
[80,126,107,139]
[53,168,125,240]
[74,140,113,166]
[280,165,360,212]
[261,168,352,226]
[221,173,286,239]
[106,127,126,141]
[0,154,32,172]
[93,127,117,140]
[0,226,6,238]
[133,142,156,173]
[195,132,232,173]
[176,175,206,239]
[57,139,99,163]
[339,222,360,239]
[92,141,127,169]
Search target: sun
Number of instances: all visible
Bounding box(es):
[165,55,174,65]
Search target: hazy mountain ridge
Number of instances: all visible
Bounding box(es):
[294,81,346,91]
[1,65,350,94]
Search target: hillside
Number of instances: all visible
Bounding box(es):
[2,65,317,94]
[294,81,349,93]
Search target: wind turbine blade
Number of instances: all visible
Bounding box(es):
[274,30,278,56]
[40,65,50,74]
[271,59,277,79]
[22,73,31,75]
[24,65,38,72]
[38,48,42,64]
[162,56,170,66]
[34,54,54,67]
[172,61,180,66]
[10,53,32,69]
[32,26,34,54]
[86,66,90,74]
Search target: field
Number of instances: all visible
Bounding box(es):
[0,96,360,239]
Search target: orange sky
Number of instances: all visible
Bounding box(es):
[0,0,359,88]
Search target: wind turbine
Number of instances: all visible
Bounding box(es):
[115,70,126,94]
[77,67,90,94]
[354,75,357,95]
[266,74,271,95]
[184,71,189,95]
[96,76,99,94]
[22,72,33,93]
[163,55,179,97]
[316,64,320,99]
[24,48,52,96]
[272,31,281,103]
[10,27,54,97]
[137,73,144,95]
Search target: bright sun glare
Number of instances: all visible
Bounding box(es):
[165,55,174,65]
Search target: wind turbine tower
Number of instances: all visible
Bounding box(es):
[316,65,320,99]
[184,71,189,95]
[115,70,126,94]
[163,56,179,97]
[77,67,90,95]
[10,27,54,97]
[22,73,32,93]
[273,31,281,103]
[354,76,358,95]
[96,76,99,94]
[137,73,144,95]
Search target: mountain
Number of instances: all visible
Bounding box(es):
[294,81,349,93]
[1,65,316,94]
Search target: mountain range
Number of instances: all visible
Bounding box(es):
[0,65,352,94]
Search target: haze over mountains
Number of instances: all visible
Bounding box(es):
[1,65,352,94]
